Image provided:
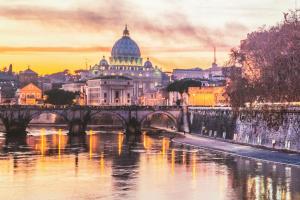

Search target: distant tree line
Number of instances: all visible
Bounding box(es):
[226,10,300,107]
[44,89,78,105]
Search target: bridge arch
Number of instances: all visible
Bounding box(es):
[140,111,179,131]
[89,111,127,129]
[29,110,68,124]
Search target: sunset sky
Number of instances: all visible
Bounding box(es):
[0,0,296,74]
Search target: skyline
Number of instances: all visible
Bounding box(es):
[0,0,296,74]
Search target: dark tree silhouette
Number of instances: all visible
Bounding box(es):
[226,10,300,107]
[44,89,78,105]
[167,79,203,94]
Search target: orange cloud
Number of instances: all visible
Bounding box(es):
[0,46,110,53]
[0,4,249,50]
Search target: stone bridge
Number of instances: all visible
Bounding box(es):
[0,105,189,135]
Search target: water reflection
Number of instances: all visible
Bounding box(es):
[0,128,299,200]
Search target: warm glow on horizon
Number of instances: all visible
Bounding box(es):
[0,0,295,74]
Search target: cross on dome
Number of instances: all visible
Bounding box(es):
[123,24,130,37]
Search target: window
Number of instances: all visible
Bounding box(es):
[104,92,107,98]
[115,91,119,99]
[127,93,130,98]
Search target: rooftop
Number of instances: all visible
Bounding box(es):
[173,68,203,72]
[21,68,38,75]
[89,75,132,81]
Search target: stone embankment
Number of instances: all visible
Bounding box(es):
[172,133,300,167]
[189,107,300,152]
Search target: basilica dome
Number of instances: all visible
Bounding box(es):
[144,58,153,68]
[99,56,108,66]
[111,25,141,59]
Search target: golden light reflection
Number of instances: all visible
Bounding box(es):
[40,128,46,156]
[100,152,105,174]
[58,129,62,159]
[89,130,93,159]
[143,132,152,151]
[171,149,175,175]
[52,132,57,147]
[267,177,273,200]
[246,175,292,200]
[192,152,196,180]
[143,132,147,148]
[161,137,169,156]
[182,151,186,165]
[118,132,124,156]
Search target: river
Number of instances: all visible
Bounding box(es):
[0,128,299,200]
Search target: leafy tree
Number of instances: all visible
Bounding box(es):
[44,89,78,105]
[226,10,300,106]
[167,79,203,94]
[167,79,203,105]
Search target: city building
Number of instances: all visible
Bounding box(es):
[89,26,169,103]
[19,67,38,86]
[172,48,224,81]
[17,83,42,105]
[0,64,18,104]
[86,75,134,105]
[187,86,228,106]
[62,81,86,105]
[168,91,188,106]
[61,81,86,93]
[43,70,74,84]
[75,69,93,81]
[172,68,204,80]
[139,88,168,106]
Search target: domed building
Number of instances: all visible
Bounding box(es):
[89,25,169,105]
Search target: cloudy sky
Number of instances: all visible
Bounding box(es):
[0,0,295,74]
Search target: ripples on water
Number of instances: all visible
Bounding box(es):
[0,128,299,200]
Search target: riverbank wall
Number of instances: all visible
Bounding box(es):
[189,107,300,152]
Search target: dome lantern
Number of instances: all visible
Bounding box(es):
[144,58,153,68]
[99,56,109,67]
[123,24,129,37]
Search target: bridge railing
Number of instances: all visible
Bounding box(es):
[0,104,182,111]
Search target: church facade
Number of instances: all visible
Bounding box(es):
[88,26,168,105]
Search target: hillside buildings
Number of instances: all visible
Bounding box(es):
[87,26,169,105]
[188,86,228,106]
[19,67,38,86]
[172,48,224,81]
[16,83,42,105]
[0,27,228,106]
[86,76,133,105]
[0,64,18,104]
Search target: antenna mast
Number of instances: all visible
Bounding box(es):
[213,46,216,64]
[85,58,88,70]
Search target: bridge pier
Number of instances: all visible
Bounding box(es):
[68,119,88,135]
[2,119,29,136]
[126,117,141,135]
[179,105,190,133]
